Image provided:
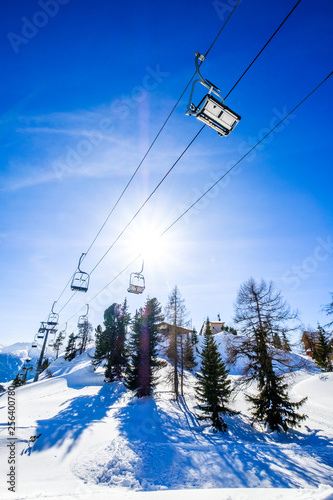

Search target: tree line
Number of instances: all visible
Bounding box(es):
[12,280,333,434]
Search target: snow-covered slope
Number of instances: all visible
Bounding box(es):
[0,343,332,500]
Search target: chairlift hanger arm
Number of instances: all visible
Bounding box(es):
[77,253,86,273]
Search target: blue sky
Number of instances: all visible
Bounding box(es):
[1,0,332,346]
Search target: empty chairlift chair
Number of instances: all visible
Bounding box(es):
[128,261,145,294]
[37,322,47,339]
[186,52,241,137]
[47,302,59,329]
[78,305,89,328]
[71,253,90,293]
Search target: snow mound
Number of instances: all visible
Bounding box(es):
[293,372,333,409]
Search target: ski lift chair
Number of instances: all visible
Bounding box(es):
[186,52,241,137]
[77,305,89,328]
[127,260,145,294]
[128,272,145,294]
[38,322,47,334]
[31,342,38,348]
[47,302,59,328]
[71,253,90,292]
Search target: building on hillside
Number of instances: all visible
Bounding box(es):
[301,331,317,357]
[301,330,333,357]
[199,321,225,336]
[157,322,193,336]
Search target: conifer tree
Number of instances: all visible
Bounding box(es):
[41,358,50,371]
[195,320,234,432]
[184,335,197,370]
[53,332,64,359]
[64,333,78,361]
[191,329,199,349]
[93,300,131,381]
[281,330,291,352]
[12,373,25,388]
[313,325,332,372]
[229,278,307,432]
[124,309,143,392]
[77,321,93,355]
[125,297,163,397]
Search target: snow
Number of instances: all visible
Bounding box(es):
[0,341,332,500]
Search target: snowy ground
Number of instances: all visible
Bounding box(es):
[0,336,332,500]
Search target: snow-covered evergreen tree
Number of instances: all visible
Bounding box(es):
[183,335,197,370]
[195,320,234,432]
[125,297,163,397]
[229,278,307,432]
[313,325,332,372]
[93,300,131,381]
[64,333,78,361]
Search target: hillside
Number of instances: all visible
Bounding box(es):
[0,335,332,500]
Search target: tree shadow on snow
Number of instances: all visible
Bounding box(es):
[31,382,126,455]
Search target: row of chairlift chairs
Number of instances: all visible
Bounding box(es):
[31,52,240,350]
[31,302,89,351]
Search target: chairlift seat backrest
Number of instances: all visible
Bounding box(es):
[32,342,38,348]
[195,95,241,136]
[78,316,88,327]
[71,271,90,292]
[47,313,59,327]
[128,273,145,294]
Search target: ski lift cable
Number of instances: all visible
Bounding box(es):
[49,1,242,310]
[162,69,333,234]
[88,126,205,276]
[82,0,242,261]
[60,69,333,328]
[53,1,307,320]
[84,0,306,278]
[224,0,303,100]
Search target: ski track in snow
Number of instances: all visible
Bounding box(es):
[0,340,332,499]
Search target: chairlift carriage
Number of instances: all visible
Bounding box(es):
[71,253,90,293]
[47,302,59,328]
[37,322,47,339]
[186,52,241,137]
[128,260,145,295]
[78,304,89,328]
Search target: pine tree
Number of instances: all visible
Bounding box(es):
[281,330,291,352]
[93,300,131,381]
[41,358,50,371]
[191,329,199,348]
[12,373,25,388]
[125,297,164,397]
[184,335,197,370]
[64,333,78,361]
[247,370,307,432]
[195,320,234,432]
[229,278,307,432]
[124,309,143,392]
[313,325,332,372]
[53,332,64,359]
[77,321,93,355]
[272,332,283,349]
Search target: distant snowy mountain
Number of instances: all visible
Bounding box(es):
[0,342,54,383]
